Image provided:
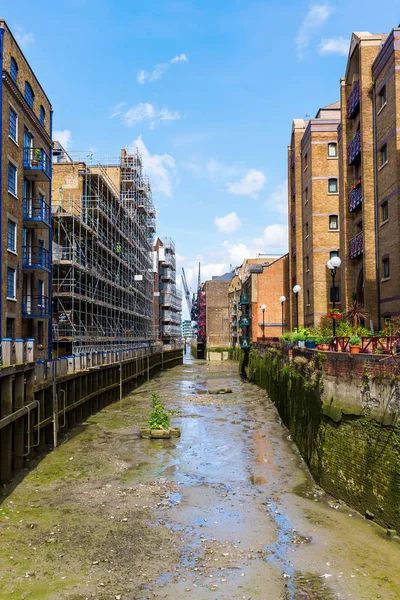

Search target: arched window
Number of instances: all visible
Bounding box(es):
[10,57,18,83]
[40,105,45,126]
[24,82,34,108]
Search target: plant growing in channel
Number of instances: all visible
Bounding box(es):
[148,393,170,430]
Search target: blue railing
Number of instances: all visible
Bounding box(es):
[22,246,50,271]
[348,129,361,165]
[23,147,51,179]
[23,197,51,227]
[347,80,360,119]
[348,185,362,212]
[22,296,51,318]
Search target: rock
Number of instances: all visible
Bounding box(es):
[365,510,375,520]
[387,528,397,539]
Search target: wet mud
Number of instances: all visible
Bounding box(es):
[1,353,400,599]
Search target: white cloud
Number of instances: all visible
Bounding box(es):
[171,53,189,63]
[138,53,189,84]
[254,224,288,252]
[111,101,127,118]
[226,169,266,197]
[53,130,72,150]
[128,135,176,197]
[296,4,332,58]
[319,37,349,56]
[124,103,181,128]
[14,26,35,48]
[214,212,241,234]
[265,180,288,216]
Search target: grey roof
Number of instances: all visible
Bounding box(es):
[322,100,340,110]
[211,272,235,281]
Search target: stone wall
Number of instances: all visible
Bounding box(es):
[246,345,400,532]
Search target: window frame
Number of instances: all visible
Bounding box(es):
[24,81,35,108]
[381,201,389,223]
[10,57,18,83]
[328,178,338,194]
[6,317,14,339]
[380,144,388,167]
[328,143,337,158]
[9,106,18,144]
[7,219,17,254]
[306,256,310,272]
[6,267,17,300]
[329,215,339,231]
[305,222,309,239]
[330,250,339,259]
[304,153,308,170]
[37,321,44,346]
[378,85,387,110]
[383,257,390,279]
[40,105,45,126]
[8,161,18,197]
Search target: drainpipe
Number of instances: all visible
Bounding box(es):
[372,83,381,330]
[48,108,53,359]
[0,29,4,342]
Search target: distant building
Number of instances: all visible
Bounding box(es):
[181,320,193,339]
[0,20,53,360]
[153,238,182,345]
[205,273,235,347]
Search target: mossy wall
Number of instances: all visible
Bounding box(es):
[248,348,400,532]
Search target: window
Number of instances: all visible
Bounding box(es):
[330,251,339,260]
[382,202,388,222]
[380,144,388,166]
[304,153,308,169]
[37,321,44,346]
[40,105,45,126]
[306,256,310,271]
[8,162,17,196]
[383,257,390,279]
[330,286,340,302]
[7,220,16,253]
[379,85,386,109]
[24,82,34,108]
[6,318,14,339]
[6,268,16,299]
[9,108,17,142]
[329,215,339,230]
[328,178,338,193]
[307,289,310,306]
[10,57,18,83]
[305,222,309,238]
[305,187,308,203]
[328,143,337,157]
[38,279,44,304]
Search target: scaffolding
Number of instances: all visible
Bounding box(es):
[52,147,155,355]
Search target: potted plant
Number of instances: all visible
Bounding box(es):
[292,331,306,347]
[31,148,42,167]
[316,335,331,351]
[327,308,342,320]
[349,335,361,354]
[140,393,180,439]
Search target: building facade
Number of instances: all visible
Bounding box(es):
[181,319,193,339]
[153,237,182,346]
[205,274,234,348]
[0,21,53,360]
[301,102,341,327]
[52,147,155,355]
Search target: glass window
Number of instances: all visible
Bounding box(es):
[6,268,16,299]
[329,215,339,230]
[6,318,14,339]
[304,153,308,168]
[9,108,17,142]
[307,289,310,305]
[380,144,388,166]
[379,85,386,108]
[7,220,16,253]
[330,286,340,302]
[37,321,44,346]
[305,187,308,203]
[328,143,337,157]
[328,178,338,193]
[10,57,18,83]
[38,280,44,305]
[24,82,34,108]
[305,222,309,238]
[383,258,390,278]
[306,256,309,271]
[40,105,45,126]
[8,162,17,196]
[382,202,388,222]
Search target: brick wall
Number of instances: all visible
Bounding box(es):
[205,279,230,347]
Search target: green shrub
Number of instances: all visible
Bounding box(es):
[148,394,170,430]
[316,335,332,345]
[349,335,361,346]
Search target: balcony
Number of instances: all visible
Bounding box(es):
[160,268,176,282]
[292,242,296,258]
[23,197,51,228]
[349,231,363,259]
[22,246,51,272]
[291,212,296,228]
[347,80,360,119]
[239,336,250,349]
[239,293,249,305]
[348,183,362,212]
[239,316,250,327]
[291,181,295,198]
[348,129,361,165]
[22,295,51,318]
[23,148,51,181]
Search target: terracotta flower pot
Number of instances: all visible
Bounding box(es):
[350,345,361,354]
[31,159,39,166]
[321,344,330,351]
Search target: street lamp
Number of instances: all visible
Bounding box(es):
[261,304,266,341]
[327,256,341,338]
[293,285,301,332]
[279,296,286,335]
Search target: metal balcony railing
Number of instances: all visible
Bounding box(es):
[23,197,51,227]
[239,336,250,349]
[291,212,296,228]
[347,80,360,119]
[239,316,250,327]
[22,296,51,318]
[349,231,363,259]
[23,147,51,180]
[239,293,249,305]
[349,184,362,212]
[22,246,50,271]
[348,129,361,165]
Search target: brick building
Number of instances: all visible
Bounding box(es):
[205,273,234,348]
[0,21,53,360]
[301,102,341,326]
[153,237,182,345]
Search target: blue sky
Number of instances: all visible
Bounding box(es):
[4,0,400,314]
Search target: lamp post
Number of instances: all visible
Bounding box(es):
[327,256,341,338]
[279,296,286,335]
[261,304,266,340]
[293,285,301,332]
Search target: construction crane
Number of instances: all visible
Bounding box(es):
[181,268,192,316]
